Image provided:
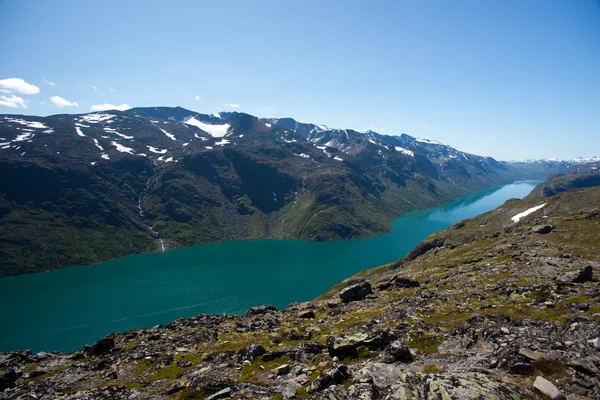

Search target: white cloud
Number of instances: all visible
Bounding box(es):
[0,94,27,108]
[0,78,40,95]
[195,95,201,101]
[50,96,79,108]
[226,103,240,108]
[90,103,131,111]
[44,79,55,86]
[91,85,98,90]
[109,88,115,92]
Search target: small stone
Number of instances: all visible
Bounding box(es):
[587,337,600,350]
[533,376,566,400]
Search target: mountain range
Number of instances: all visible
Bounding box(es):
[0,106,579,276]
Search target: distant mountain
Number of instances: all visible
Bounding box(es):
[0,107,573,276]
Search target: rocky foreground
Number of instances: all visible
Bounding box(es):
[1,186,600,399]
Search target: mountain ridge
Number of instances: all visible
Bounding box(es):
[0,107,573,276]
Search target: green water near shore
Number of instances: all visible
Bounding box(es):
[0,181,538,353]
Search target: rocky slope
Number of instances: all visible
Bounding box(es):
[1,178,598,399]
[0,107,568,277]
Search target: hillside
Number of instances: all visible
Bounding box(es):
[0,107,567,277]
[1,177,598,399]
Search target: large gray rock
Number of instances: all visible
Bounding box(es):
[339,281,373,303]
[354,363,404,391]
[327,330,391,355]
[533,376,566,400]
[388,372,533,399]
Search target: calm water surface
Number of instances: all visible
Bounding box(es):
[0,181,538,352]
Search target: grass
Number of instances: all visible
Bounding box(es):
[422,364,440,373]
[147,353,204,381]
[406,335,443,355]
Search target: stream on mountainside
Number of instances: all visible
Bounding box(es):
[0,180,539,353]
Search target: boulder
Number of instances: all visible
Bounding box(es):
[533,376,566,400]
[298,310,315,319]
[86,334,115,356]
[244,305,277,316]
[307,365,349,393]
[327,330,391,355]
[389,372,533,399]
[532,225,553,234]
[556,266,593,284]
[0,369,21,391]
[381,341,413,363]
[272,363,290,376]
[237,344,266,362]
[390,276,421,288]
[339,281,373,303]
[354,363,405,391]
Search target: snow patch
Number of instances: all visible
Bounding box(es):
[395,147,414,157]
[4,118,48,129]
[101,154,110,160]
[93,139,103,151]
[111,141,135,154]
[147,146,167,154]
[184,117,229,137]
[416,138,442,145]
[75,126,86,137]
[215,139,230,146]
[511,204,547,223]
[159,128,177,141]
[79,114,115,124]
[295,153,310,158]
[334,156,343,161]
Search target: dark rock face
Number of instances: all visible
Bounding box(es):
[532,224,553,234]
[339,281,373,303]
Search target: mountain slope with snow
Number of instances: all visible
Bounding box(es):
[0,106,573,276]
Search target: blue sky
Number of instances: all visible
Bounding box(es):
[0,0,598,160]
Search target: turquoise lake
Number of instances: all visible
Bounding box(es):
[0,181,538,353]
